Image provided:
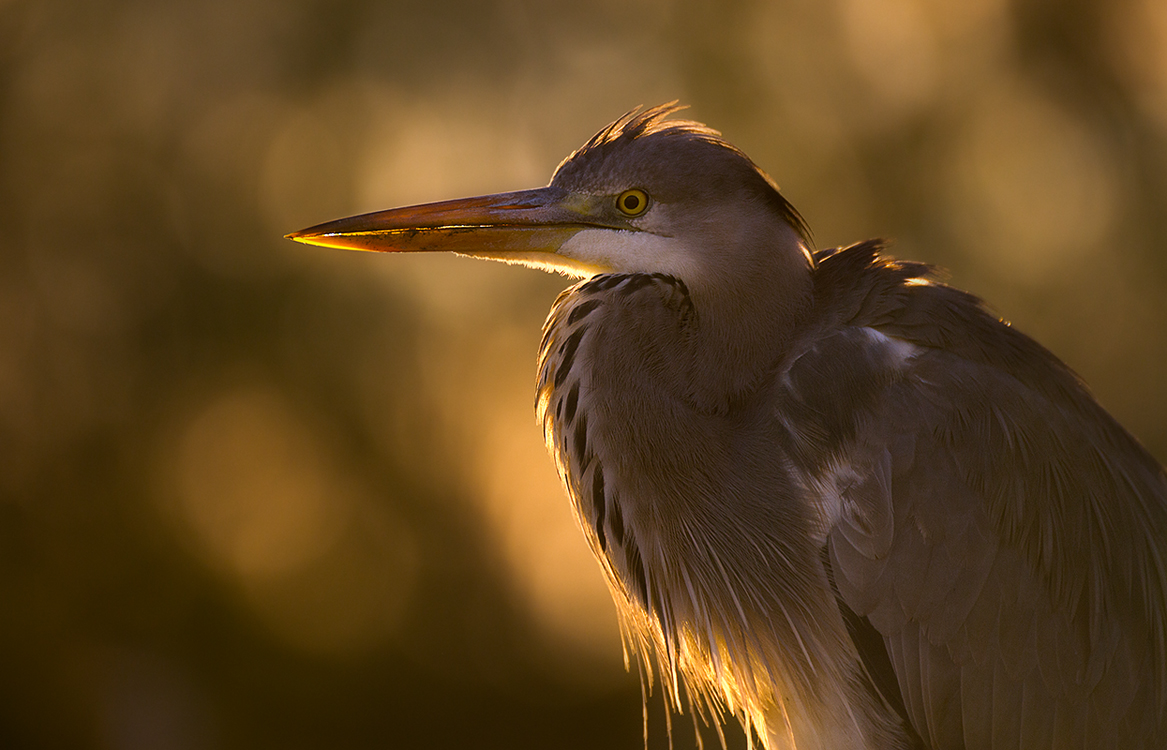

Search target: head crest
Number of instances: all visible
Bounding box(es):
[555,103,812,245]
[571,102,719,154]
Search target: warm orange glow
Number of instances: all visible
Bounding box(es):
[158,384,418,656]
[945,77,1118,280]
[401,321,624,683]
[169,387,347,579]
[6,1,1167,747]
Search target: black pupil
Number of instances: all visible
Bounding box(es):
[623,194,641,212]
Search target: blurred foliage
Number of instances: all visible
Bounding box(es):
[2,0,1166,748]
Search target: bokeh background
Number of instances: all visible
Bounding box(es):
[3,0,1167,748]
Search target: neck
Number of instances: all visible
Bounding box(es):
[678,221,814,410]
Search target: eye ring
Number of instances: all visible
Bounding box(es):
[616,188,650,217]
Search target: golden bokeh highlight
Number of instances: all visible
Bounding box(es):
[838,0,943,121]
[170,386,349,579]
[946,77,1119,280]
[160,383,417,655]
[1108,0,1167,126]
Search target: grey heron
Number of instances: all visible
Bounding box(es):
[287,104,1167,750]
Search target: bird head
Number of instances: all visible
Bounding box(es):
[286,103,812,286]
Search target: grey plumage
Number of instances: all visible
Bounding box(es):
[288,104,1167,749]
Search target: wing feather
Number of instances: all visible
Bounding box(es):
[959,658,993,749]
[803,244,1167,748]
[990,658,1023,750]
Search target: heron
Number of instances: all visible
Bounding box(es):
[287,104,1167,749]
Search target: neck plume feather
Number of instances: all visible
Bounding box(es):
[535,273,908,749]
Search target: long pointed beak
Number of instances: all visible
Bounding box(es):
[285,186,600,260]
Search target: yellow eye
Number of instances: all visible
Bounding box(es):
[616,188,650,217]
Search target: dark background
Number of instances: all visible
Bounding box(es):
[3,0,1167,748]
